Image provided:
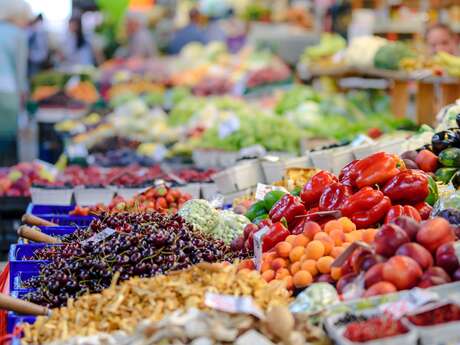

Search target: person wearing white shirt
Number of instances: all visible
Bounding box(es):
[60,16,94,66]
[0,0,33,165]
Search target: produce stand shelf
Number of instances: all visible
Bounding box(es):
[299,64,460,125]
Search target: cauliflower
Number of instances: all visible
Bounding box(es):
[178,199,219,234]
[212,210,250,244]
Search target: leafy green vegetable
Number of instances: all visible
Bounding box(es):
[374,42,415,70]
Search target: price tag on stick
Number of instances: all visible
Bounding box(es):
[253,226,270,271]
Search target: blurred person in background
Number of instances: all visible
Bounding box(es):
[28,14,49,76]
[61,16,94,66]
[168,8,206,54]
[0,0,32,165]
[204,16,226,44]
[124,12,157,58]
[426,23,459,56]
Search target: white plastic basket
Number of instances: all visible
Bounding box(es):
[212,169,238,194]
[116,187,148,200]
[201,182,218,200]
[74,187,115,206]
[233,160,265,190]
[30,188,74,206]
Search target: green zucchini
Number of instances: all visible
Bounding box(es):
[435,167,458,184]
[439,148,460,167]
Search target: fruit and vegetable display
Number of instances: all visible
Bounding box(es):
[71,185,192,216]
[0,164,216,198]
[22,212,248,308]
[22,263,291,344]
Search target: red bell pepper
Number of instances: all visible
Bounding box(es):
[269,193,306,227]
[319,182,353,211]
[262,222,290,251]
[300,171,338,208]
[342,187,392,228]
[384,205,422,224]
[339,160,359,187]
[382,169,429,205]
[349,152,403,189]
[414,202,433,220]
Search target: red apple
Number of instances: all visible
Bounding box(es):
[435,242,460,274]
[336,273,358,295]
[364,262,385,288]
[374,224,410,257]
[382,256,423,290]
[416,218,456,253]
[392,216,421,241]
[395,242,433,270]
[364,281,397,297]
[418,267,451,288]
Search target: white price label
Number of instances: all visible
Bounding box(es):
[255,183,287,200]
[253,226,270,271]
[81,228,116,245]
[205,292,264,319]
[219,116,240,139]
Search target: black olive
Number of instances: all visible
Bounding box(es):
[431,130,460,154]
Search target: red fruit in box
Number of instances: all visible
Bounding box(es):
[396,242,433,270]
[382,256,423,290]
[415,149,439,173]
[364,281,397,297]
[392,216,420,241]
[231,236,244,251]
[336,273,358,295]
[364,262,385,288]
[243,224,258,240]
[155,197,168,210]
[374,224,409,257]
[154,186,167,197]
[417,218,456,253]
[435,242,459,274]
[418,266,451,288]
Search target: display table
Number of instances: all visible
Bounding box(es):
[299,64,460,125]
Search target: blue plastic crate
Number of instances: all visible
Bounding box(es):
[7,291,36,334]
[26,204,75,216]
[9,244,54,291]
[11,271,39,292]
[18,226,78,244]
[39,214,95,226]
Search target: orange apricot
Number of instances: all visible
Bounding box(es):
[313,232,334,255]
[293,270,313,288]
[301,259,318,276]
[306,240,325,260]
[289,246,305,262]
[271,258,287,271]
[261,260,271,273]
[275,241,292,258]
[238,259,255,271]
[262,269,275,282]
[303,221,322,240]
[331,267,342,281]
[290,261,301,275]
[362,228,378,244]
[283,275,294,290]
[275,268,291,279]
[285,235,297,245]
[329,229,346,246]
[339,217,356,233]
[324,220,344,234]
[262,251,277,263]
[317,256,334,274]
[293,234,310,247]
[330,246,345,258]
